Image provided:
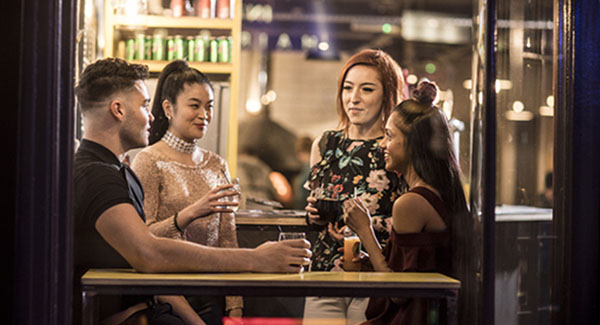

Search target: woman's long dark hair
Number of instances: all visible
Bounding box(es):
[148,60,213,144]
[391,80,467,217]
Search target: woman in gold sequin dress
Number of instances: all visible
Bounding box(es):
[131,60,243,324]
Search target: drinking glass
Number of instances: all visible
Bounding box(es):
[217,176,241,211]
[228,177,241,212]
[314,197,343,222]
[278,232,308,270]
[278,232,306,241]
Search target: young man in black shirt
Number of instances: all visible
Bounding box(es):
[73,58,311,324]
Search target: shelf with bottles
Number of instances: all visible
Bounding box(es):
[112,28,232,73]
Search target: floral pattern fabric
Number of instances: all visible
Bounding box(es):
[308,130,405,271]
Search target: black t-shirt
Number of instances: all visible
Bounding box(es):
[73,139,148,319]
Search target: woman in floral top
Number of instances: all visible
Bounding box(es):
[303,49,407,324]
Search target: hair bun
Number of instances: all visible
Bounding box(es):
[412,80,438,106]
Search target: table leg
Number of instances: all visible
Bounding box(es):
[82,290,99,325]
[446,294,458,325]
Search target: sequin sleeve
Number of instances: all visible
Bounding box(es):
[131,149,183,240]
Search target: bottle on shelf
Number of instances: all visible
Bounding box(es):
[194,0,211,18]
[170,0,184,17]
[216,0,230,19]
[135,32,146,60]
[152,30,167,60]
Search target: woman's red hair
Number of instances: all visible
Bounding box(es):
[336,49,407,132]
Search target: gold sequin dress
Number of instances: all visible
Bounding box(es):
[131,145,243,312]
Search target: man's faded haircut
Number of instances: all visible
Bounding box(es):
[75,58,149,112]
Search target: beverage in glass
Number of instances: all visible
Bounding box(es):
[343,229,361,271]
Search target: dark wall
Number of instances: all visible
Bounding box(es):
[568,0,600,322]
[9,0,76,324]
[2,0,21,323]
[554,0,600,324]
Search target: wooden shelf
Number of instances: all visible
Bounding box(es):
[113,15,234,30]
[131,60,233,74]
[104,0,243,175]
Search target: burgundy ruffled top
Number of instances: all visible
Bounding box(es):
[364,186,451,325]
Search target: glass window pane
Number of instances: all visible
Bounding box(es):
[494,0,554,324]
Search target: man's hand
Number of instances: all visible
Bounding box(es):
[254,239,312,273]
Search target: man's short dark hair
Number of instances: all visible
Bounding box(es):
[75,58,149,112]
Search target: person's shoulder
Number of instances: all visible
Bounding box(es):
[136,144,163,160]
[321,129,343,139]
[74,159,124,190]
[74,157,119,176]
[315,129,342,154]
[391,192,434,233]
[200,148,226,165]
[393,192,432,218]
[130,145,162,169]
[200,149,233,172]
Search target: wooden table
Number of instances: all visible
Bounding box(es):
[81,269,460,324]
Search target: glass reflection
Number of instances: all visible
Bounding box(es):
[494,0,554,324]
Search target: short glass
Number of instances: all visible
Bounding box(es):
[314,197,343,222]
[278,232,306,241]
[278,232,308,271]
[217,177,241,211]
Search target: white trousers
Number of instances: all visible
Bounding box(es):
[303,296,369,325]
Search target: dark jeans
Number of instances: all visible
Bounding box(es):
[186,295,226,325]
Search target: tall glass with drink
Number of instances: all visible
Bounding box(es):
[343,227,361,271]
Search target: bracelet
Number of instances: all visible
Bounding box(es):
[173,212,183,233]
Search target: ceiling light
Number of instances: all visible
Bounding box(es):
[512,100,525,112]
[539,106,554,117]
[382,23,392,34]
[246,99,261,114]
[506,110,534,121]
[546,95,554,107]
[406,74,418,85]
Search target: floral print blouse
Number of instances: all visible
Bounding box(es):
[307,130,405,271]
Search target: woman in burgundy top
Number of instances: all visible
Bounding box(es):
[345,80,468,324]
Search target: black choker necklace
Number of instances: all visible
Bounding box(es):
[161,130,198,153]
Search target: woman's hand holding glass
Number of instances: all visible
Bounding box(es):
[343,197,373,236]
[305,195,328,226]
[218,177,241,212]
[178,184,240,229]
